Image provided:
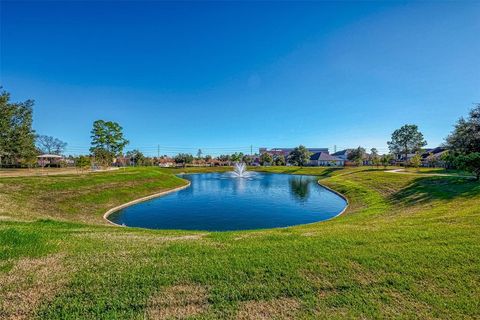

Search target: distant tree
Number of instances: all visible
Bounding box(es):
[217,154,231,165]
[426,152,437,168]
[0,89,37,166]
[409,153,422,170]
[90,120,129,166]
[260,152,273,166]
[287,145,311,166]
[204,155,212,163]
[289,177,310,201]
[445,104,480,154]
[174,153,193,167]
[452,153,480,180]
[370,148,380,167]
[76,155,91,171]
[388,124,427,162]
[273,154,286,166]
[126,149,145,166]
[143,157,154,166]
[242,154,253,165]
[196,149,203,159]
[36,135,67,155]
[381,154,393,168]
[231,152,244,162]
[347,147,366,165]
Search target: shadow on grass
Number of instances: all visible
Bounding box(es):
[390,176,480,205]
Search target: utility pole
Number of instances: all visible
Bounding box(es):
[250,145,253,156]
[334,145,337,153]
[157,145,160,158]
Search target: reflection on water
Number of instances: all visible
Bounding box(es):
[109,172,347,231]
[289,176,313,202]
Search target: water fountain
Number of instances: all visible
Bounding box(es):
[232,162,250,178]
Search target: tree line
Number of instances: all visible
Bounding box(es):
[1,88,479,179]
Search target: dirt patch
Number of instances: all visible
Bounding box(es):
[146,284,209,319]
[236,297,301,319]
[0,254,68,319]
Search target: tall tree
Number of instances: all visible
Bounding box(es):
[0,89,37,166]
[445,104,480,154]
[287,145,311,166]
[36,135,67,155]
[90,120,129,166]
[196,149,203,159]
[388,124,427,161]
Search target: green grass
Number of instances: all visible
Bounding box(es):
[0,166,479,319]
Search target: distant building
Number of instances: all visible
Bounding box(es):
[259,147,329,158]
[309,152,344,166]
[37,154,64,167]
[332,149,352,161]
[421,147,448,167]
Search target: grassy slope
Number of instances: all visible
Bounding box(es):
[0,167,479,319]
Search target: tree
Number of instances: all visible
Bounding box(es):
[126,149,145,166]
[453,153,480,180]
[409,153,422,170]
[370,148,380,167]
[388,124,427,162]
[446,104,480,154]
[231,152,244,162]
[287,145,311,166]
[273,154,286,166]
[242,154,253,165]
[381,154,393,168]
[347,147,366,166]
[426,152,437,168]
[36,135,67,155]
[217,154,231,165]
[90,120,129,166]
[204,155,212,163]
[0,89,37,166]
[259,152,273,166]
[76,155,91,171]
[196,149,203,159]
[174,153,193,167]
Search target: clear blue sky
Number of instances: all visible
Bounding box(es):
[1,1,479,156]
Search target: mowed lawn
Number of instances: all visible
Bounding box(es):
[0,167,479,319]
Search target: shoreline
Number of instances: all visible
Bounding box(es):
[102,172,349,230]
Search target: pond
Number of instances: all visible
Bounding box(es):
[107,172,347,231]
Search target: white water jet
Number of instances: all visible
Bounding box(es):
[232,162,250,178]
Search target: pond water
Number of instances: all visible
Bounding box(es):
[107,173,347,231]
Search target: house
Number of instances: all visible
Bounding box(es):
[259,147,329,158]
[37,154,63,167]
[309,152,344,166]
[421,147,448,167]
[333,149,372,165]
[332,149,352,161]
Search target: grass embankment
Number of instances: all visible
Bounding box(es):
[0,167,479,319]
